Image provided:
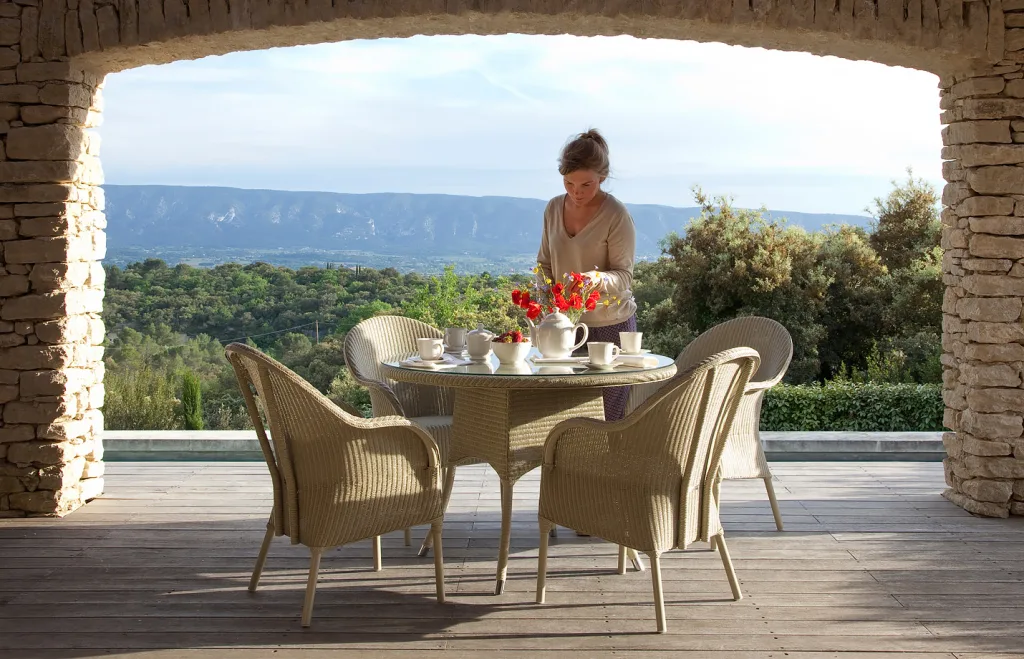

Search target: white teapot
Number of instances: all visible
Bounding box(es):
[466,323,496,360]
[527,311,588,359]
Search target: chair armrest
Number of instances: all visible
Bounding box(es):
[361,378,405,417]
[542,414,640,469]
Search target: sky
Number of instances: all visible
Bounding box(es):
[100,34,944,216]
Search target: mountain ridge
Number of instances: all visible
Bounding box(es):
[102,184,872,269]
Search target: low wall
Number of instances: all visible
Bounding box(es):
[101,430,945,462]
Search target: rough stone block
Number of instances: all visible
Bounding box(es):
[969,234,1024,258]
[29,261,90,292]
[81,460,103,479]
[9,487,78,515]
[6,441,74,465]
[963,273,1024,295]
[969,216,1024,235]
[962,361,1013,387]
[1011,501,1024,515]
[966,320,1024,343]
[33,316,89,343]
[5,124,85,161]
[0,219,17,240]
[957,297,1023,321]
[0,476,24,494]
[960,144,1024,166]
[0,383,19,401]
[961,409,1024,439]
[3,399,73,424]
[19,215,73,237]
[942,487,1010,517]
[0,161,81,184]
[960,197,1017,218]
[1,290,103,320]
[964,455,1024,478]
[0,184,77,204]
[961,478,1014,502]
[967,387,1024,414]
[4,237,92,264]
[20,368,91,396]
[37,418,90,441]
[943,432,964,459]
[0,425,35,443]
[962,434,1015,455]
[968,166,1024,194]
[947,121,1012,144]
[16,63,85,84]
[0,345,73,370]
[37,457,85,491]
[20,104,89,125]
[0,274,30,296]
[79,476,102,501]
[963,98,1024,120]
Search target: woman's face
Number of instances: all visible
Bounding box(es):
[563,170,604,208]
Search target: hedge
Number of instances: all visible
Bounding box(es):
[760,382,943,432]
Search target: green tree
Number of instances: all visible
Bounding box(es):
[181,370,204,430]
[868,170,941,272]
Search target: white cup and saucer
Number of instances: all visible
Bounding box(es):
[444,327,468,355]
[587,342,620,370]
[619,331,649,356]
[416,337,445,362]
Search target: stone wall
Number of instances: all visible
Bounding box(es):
[940,55,1024,517]
[0,51,105,517]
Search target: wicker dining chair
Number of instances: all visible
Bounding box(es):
[225,343,447,627]
[344,315,473,555]
[627,316,793,531]
[536,348,760,633]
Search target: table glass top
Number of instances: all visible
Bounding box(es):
[383,348,675,377]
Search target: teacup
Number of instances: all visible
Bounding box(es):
[444,327,467,352]
[588,341,621,366]
[417,337,444,361]
[620,331,643,354]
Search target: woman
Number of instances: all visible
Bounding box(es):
[537,128,638,422]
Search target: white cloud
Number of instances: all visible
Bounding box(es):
[100,34,943,214]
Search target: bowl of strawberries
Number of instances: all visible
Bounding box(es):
[491,329,531,365]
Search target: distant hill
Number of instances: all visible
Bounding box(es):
[102,185,872,271]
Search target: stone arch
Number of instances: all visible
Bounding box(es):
[1,1,1023,518]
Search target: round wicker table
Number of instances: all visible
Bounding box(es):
[381,349,677,594]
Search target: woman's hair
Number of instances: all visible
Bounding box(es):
[558,129,610,177]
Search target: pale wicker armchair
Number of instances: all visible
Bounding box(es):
[627,316,793,531]
[536,348,760,633]
[344,315,471,555]
[225,343,446,627]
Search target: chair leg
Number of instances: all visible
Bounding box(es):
[301,549,323,628]
[648,551,667,633]
[629,548,646,572]
[617,546,627,575]
[495,480,514,595]
[715,533,743,601]
[537,518,552,604]
[709,535,718,552]
[372,536,382,572]
[764,476,784,531]
[431,521,446,604]
[404,528,412,546]
[419,467,457,557]
[249,523,274,593]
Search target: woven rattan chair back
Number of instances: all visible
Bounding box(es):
[344,315,454,418]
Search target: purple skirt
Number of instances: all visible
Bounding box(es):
[579,315,637,421]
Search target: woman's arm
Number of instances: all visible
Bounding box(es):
[537,198,556,283]
[593,209,636,297]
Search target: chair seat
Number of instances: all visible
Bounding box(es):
[410,415,453,461]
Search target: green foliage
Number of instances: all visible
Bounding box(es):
[761,382,944,432]
[327,368,372,417]
[181,370,204,430]
[104,366,180,430]
[868,169,942,272]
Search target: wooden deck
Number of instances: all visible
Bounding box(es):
[2,462,1023,658]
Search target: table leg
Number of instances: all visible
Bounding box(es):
[495,480,514,595]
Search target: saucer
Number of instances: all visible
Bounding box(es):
[621,348,651,356]
[467,355,491,363]
[587,362,616,371]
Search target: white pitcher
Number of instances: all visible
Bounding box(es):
[527,311,588,359]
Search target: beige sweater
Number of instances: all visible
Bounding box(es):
[536,193,638,328]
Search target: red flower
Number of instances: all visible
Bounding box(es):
[511,289,523,306]
[568,293,583,309]
[526,301,543,320]
[585,297,597,311]
[552,282,564,297]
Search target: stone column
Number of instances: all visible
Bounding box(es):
[1,20,106,516]
[940,61,1024,518]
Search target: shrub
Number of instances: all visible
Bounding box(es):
[181,370,204,430]
[761,382,943,432]
[104,367,179,430]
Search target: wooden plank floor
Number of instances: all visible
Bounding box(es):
[2,462,1023,659]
